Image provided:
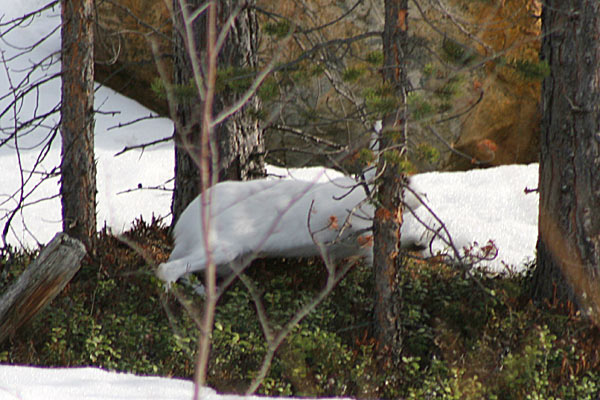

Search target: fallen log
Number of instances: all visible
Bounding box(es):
[0,233,86,344]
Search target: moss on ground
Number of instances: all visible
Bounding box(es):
[1,219,599,398]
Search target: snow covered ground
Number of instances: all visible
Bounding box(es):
[0,365,195,400]
[0,0,539,269]
[410,163,538,272]
[0,365,336,400]
[0,1,174,248]
[1,1,539,399]
[156,163,538,285]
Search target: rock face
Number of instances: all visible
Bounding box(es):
[93,0,542,169]
[443,0,542,170]
[95,0,171,116]
[447,70,540,170]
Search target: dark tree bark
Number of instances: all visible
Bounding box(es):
[60,0,96,251]
[171,0,202,224]
[372,0,409,360]
[531,0,600,321]
[171,0,265,223]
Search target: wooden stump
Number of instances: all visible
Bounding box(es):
[0,233,86,344]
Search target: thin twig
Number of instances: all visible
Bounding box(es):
[114,134,173,156]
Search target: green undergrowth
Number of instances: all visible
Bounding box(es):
[1,219,600,398]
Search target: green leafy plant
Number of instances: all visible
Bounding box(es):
[2,220,600,398]
[365,51,384,66]
[442,38,477,66]
[415,142,440,164]
[151,77,197,103]
[263,20,292,39]
[505,58,550,81]
[363,84,399,116]
[342,67,365,83]
[408,92,434,120]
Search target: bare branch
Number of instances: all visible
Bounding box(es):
[113,134,173,157]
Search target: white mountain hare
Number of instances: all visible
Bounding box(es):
[156,169,427,287]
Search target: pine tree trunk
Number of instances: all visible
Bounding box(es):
[171,0,264,223]
[171,0,201,225]
[531,0,600,320]
[372,0,409,361]
[60,0,96,251]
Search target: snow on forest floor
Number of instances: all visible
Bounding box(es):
[0,1,539,399]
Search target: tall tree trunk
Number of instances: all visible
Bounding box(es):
[372,0,409,361]
[171,0,265,223]
[60,0,96,251]
[531,0,600,321]
[171,0,202,226]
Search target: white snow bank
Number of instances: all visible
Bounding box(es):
[0,2,173,248]
[411,163,539,272]
[0,365,193,400]
[0,0,539,274]
[0,364,347,400]
[158,163,538,285]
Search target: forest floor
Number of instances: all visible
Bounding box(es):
[2,219,600,399]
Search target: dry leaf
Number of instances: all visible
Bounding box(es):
[358,235,373,248]
[328,215,339,230]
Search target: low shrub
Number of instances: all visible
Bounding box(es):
[2,219,600,398]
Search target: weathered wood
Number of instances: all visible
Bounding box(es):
[0,233,86,344]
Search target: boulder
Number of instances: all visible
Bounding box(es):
[93,0,542,169]
[95,0,171,116]
[444,0,542,170]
